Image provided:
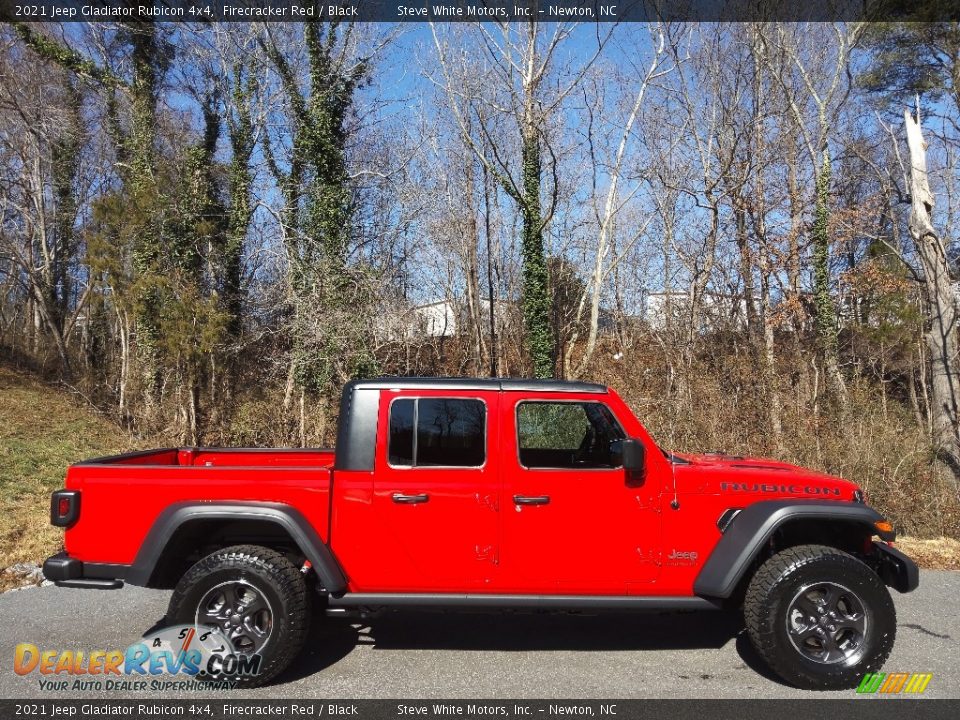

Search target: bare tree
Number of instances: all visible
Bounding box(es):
[904,105,960,488]
[0,32,85,376]
[766,22,865,404]
[563,23,676,379]
[430,21,612,377]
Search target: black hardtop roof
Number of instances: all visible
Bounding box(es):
[346,376,607,394]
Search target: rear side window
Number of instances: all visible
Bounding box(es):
[388,398,486,467]
[388,399,415,466]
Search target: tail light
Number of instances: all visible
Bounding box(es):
[50,490,80,527]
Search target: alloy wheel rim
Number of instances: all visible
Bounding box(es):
[785,581,868,665]
[196,580,274,655]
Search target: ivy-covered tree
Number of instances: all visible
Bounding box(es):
[261,16,378,420]
[223,64,256,338]
[519,120,555,378]
[121,22,171,400]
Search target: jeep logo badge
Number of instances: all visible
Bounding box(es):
[667,549,698,564]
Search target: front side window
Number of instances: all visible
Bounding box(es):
[388,398,486,467]
[517,401,626,469]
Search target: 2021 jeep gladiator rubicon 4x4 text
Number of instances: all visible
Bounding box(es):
[43,377,918,688]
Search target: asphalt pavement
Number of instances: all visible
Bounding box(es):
[0,571,957,699]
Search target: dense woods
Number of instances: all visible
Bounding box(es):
[2,18,960,536]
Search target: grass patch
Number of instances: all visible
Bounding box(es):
[0,364,146,576]
[894,537,960,571]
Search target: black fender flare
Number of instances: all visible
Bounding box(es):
[693,500,891,598]
[126,501,347,593]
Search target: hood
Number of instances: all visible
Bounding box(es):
[670,451,861,501]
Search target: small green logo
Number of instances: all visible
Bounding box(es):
[857,672,932,694]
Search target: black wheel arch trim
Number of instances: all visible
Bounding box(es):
[127,501,347,592]
[694,499,898,599]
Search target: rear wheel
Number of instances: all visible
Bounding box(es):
[167,545,309,687]
[743,544,896,690]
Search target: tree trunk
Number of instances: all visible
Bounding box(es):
[748,45,782,453]
[462,151,486,373]
[811,151,847,405]
[735,206,759,340]
[117,308,130,422]
[225,65,255,340]
[762,284,784,452]
[786,132,803,302]
[126,22,163,407]
[686,201,719,347]
[519,118,554,378]
[482,150,498,377]
[904,108,960,488]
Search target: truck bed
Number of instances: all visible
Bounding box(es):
[80,446,336,468]
[63,447,335,567]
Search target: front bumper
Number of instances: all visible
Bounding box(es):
[43,552,124,590]
[874,542,920,593]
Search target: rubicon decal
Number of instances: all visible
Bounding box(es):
[856,672,933,695]
[14,625,261,691]
[720,482,842,496]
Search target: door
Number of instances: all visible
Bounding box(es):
[371,390,500,591]
[499,396,661,594]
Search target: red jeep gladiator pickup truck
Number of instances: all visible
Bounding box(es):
[43,377,918,689]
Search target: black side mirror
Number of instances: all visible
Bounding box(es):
[620,438,646,486]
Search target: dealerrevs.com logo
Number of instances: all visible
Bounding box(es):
[856,672,934,695]
[14,625,261,691]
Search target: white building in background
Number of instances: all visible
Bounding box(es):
[371,299,457,342]
[645,291,754,331]
[411,300,457,338]
[402,298,510,340]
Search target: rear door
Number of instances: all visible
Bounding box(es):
[371,389,500,591]
[499,394,661,594]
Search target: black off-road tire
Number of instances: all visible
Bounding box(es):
[167,545,309,688]
[743,544,896,690]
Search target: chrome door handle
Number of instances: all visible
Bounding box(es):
[513,495,550,506]
[392,493,429,504]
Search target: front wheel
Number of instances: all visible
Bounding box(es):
[743,544,896,690]
[167,545,309,687]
